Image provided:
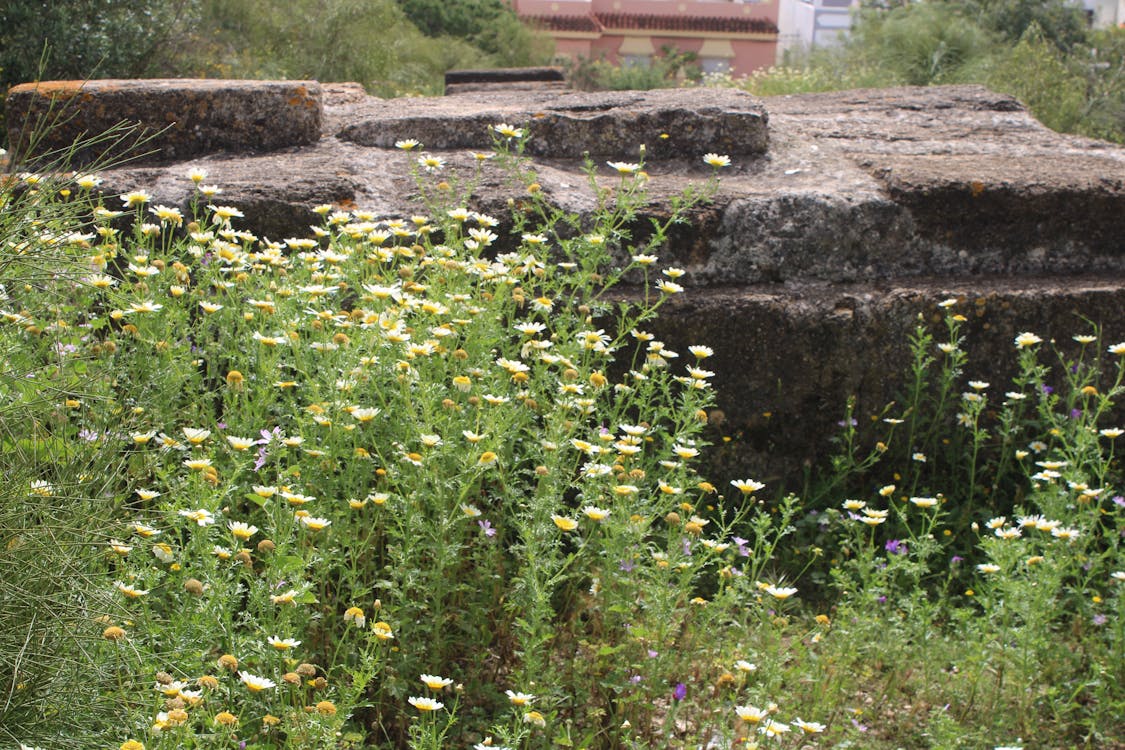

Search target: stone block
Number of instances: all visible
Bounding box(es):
[337,87,769,159]
[5,79,322,167]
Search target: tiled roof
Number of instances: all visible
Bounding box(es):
[595,12,778,34]
[525,14,602,33]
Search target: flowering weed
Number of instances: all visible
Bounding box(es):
[1,134,1121,749]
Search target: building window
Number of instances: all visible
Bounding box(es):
[700,57,731,74]
[622,54,653,67]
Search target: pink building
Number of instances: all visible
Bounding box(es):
[512,0,779,76]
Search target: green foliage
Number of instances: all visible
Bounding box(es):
[850,2,995,85]
[3,130,1122,748]
[960,0,1088,50]
[393,0,554,66]
[193,0,486,95]
[0,0,201,88]
[0,157,134,748]
[567,47,701,91]
[0,0,202,145]
[985,23,1087,133]
[0,0,552,118]
[1073,26,1125,142]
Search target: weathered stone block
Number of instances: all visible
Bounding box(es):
[444,67,569,95]
[5,79,322,167]
[336,87,769,159]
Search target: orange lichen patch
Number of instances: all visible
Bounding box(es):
[288,85,318,109]
[10,80,90,100]
[969,180,985,197]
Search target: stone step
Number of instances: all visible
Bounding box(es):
[6,79,322,168]
[645,276,1125,480]
[335,87,769,159]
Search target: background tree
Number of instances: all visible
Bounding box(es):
[0,0,201,87]
[394,0,554,65]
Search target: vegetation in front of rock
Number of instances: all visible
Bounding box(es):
[0,131,1122,750]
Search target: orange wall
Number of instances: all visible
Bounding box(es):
[514,0,780,75]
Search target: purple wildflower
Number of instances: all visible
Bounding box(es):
[885,539,907,555]
[1093,614,1108,626]
[672,683,687,701]
[619,559,636,573]
[733,536,750,557]
[478,519,496,537]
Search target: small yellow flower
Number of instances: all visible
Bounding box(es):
[582,506,610,522]
[372,621,395,640]
[120,741,145,750]
[492,123,524,139]
[736,704,768,724]
[765,585,798,600]
[506,689,535,705]
[552,515,578,532]
[606,161,640,175]
[420,674,453,690]
[227,521,257,541]
[240,672,276,692]
[702,153,731,168]
[408,696,444,711]
[121,191,152,208]
[730,479,765,495]
[344,606,366,628]
[214,711,238,726]
[103,625,127,641]
[268,635,300,650]
[299,516,331,531]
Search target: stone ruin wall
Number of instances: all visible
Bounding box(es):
[6,77,1125,485]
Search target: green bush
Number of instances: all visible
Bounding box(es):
[567,48,701,91]
[851,2,995,85]
[394,0,554,67]
[985,23,1087,133]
